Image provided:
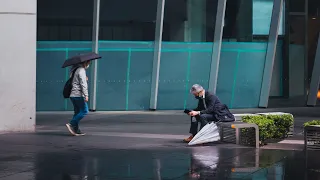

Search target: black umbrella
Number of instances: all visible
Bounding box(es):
[61,52,102,68]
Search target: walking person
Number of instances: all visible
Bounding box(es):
[66,60,90,136]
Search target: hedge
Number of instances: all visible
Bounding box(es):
[304,120,320,127]
[242,114,294,144]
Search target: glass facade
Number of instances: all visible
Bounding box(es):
[36,0,286,111]
[157,0,218,110]
[37,0,94,111]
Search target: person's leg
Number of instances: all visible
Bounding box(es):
[75,99,88,134]
[67,97,88,135]
[184,117,198,142]
[66,97,80,135]
[184,114,216,142]
[72,100,80,120]
[189,116,199,136]
[196,114,215,130]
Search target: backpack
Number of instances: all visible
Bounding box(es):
[200,98,235,122]
[63,68,79,98]
[213,104,235,122]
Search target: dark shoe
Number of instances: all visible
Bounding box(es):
[66,123,77,135]
[75,128,86,136]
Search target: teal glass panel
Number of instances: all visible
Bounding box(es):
[231,51,266,108]
[36,41,280,111]
[185,46,212,110]
[97,51,128,110]
[216,51,239,107]
[218,42,267,108]
[37,41,92,111]
[96,41,154,110]
[157,50,188,110]
[36,51,66,111]
[253,0,285,35]
[128,51,153,110]
[157,43,213,110]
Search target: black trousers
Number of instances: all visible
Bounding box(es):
[189,114,216,136]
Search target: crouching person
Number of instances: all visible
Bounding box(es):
[184,84,234,143]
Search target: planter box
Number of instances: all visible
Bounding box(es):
[233,114,259,121]
[304,125,320,151]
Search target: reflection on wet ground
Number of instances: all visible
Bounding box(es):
[1,143,319,180]
[0,112,320,179]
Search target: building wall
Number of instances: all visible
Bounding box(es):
[0,0,36,131]
[36,0,284,111]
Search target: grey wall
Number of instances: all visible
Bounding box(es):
[0,0,36,131]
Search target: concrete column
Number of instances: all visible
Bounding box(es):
[149,0,165,110]
[208,0,227,93]
[259,0,283,107]
[90,0,100,111]
[0,0,36,132]
[186,0,206,42]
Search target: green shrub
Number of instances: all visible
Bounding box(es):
[242,114,294,142]
[304,120,320,127]
[265,115,294,138]
[242,116,275,141]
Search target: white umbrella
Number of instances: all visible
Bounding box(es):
[188,122,220,145]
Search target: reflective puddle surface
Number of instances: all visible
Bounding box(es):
[0,146,319,180]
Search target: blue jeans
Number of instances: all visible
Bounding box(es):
[70,97,89,128]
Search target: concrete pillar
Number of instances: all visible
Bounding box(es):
[186,0,206,42]
[0,0,36,132]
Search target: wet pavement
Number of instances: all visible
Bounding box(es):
[1,108,320,180]
[0,144,318,180]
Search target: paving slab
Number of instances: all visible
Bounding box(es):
[1,108,320,179]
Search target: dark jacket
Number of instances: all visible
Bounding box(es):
[194,91,222,114]
[194,91,235,122]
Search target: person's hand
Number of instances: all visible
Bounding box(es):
[85,96,89,102]
[86,76,88,81]
[189,111,199,116]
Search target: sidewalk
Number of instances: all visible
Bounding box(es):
[1,107,320,179]
[37,106,320,134]
[36,107,317,151]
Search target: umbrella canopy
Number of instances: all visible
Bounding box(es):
[188,122,220,145]
[61,52,102,68]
